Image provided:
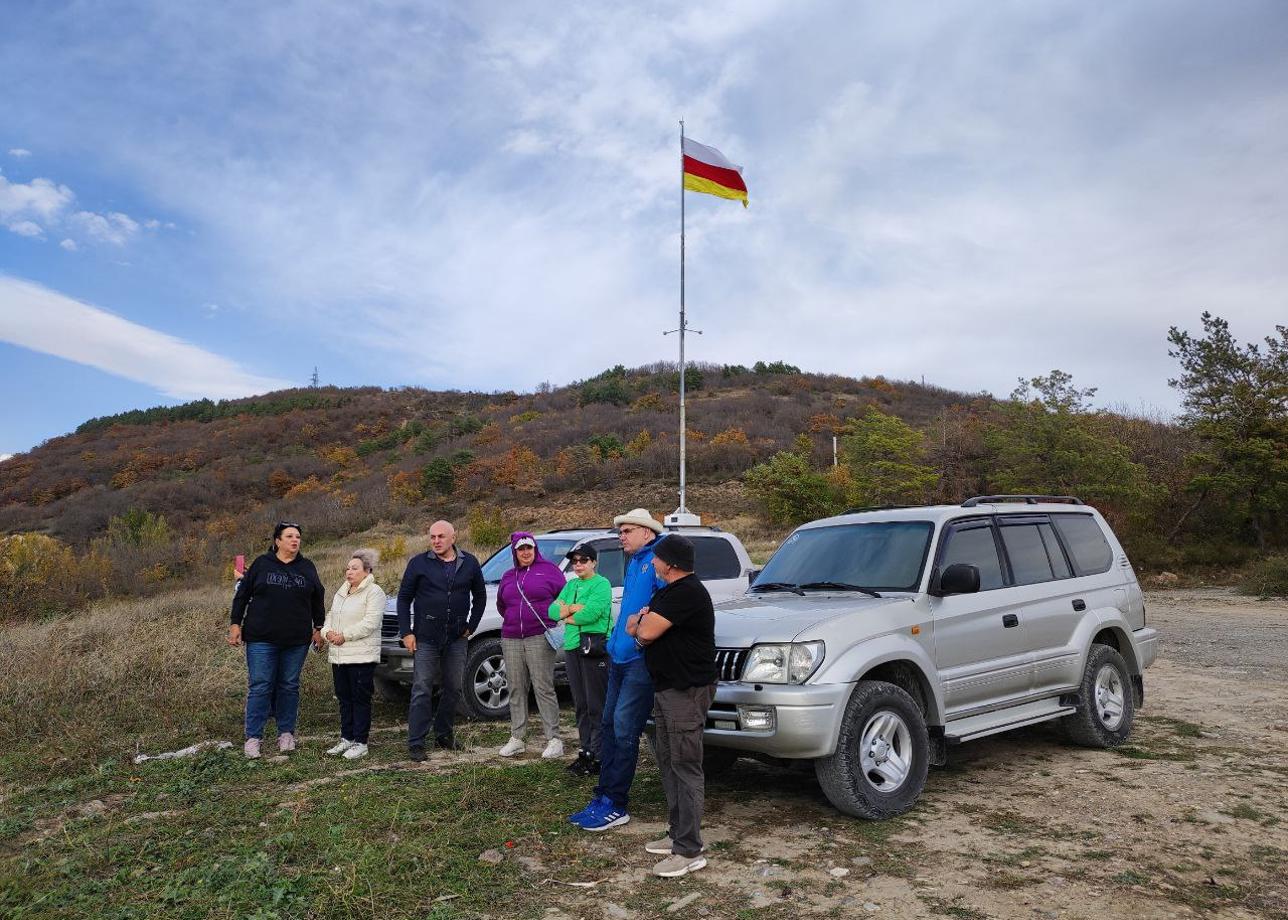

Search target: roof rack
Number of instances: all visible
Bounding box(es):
[841,505,916,514]
[961,495,1083,508]
[542,527,617,534]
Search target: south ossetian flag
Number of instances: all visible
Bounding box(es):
[682,137,749,207]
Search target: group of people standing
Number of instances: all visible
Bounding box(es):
[227,507,718,879]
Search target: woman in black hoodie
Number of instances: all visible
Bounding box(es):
[228,522,326,758]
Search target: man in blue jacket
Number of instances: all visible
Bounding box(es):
[571,507,666,831]
[397,519,487,761]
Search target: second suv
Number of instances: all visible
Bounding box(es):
[375,524,755,719]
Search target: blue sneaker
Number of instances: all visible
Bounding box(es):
[568,795,605,824]
[577,798,630,832]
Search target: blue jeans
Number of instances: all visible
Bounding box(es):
[245,642,310,739]
[407,637,467,747]
[594,657,655,811]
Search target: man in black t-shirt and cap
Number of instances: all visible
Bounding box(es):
[625,534,717,878]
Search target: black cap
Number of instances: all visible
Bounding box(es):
[566,544,598,561]
[652,534,694,572]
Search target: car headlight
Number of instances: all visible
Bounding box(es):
[741,641,825,684]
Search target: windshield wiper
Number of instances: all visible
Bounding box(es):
[749,581,806,596]
[798,581,883,598]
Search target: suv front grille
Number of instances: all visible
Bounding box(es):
[381,611,400,643]
[715,648,749,682]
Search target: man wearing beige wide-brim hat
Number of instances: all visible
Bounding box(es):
[568,507,668,832]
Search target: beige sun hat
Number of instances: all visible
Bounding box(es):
[612,507,664,534]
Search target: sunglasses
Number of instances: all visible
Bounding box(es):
[569,556,593,564]
[276,522,302,532]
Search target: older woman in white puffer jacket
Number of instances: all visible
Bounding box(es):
[322,548,386,759]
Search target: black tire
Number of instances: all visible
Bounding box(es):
[461,636,510,721]
[373,674,409,704]
[814,680,929,820]
[1063,644,1135,748]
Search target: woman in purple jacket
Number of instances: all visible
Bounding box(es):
[496,532,567,759]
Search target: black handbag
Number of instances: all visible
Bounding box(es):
[579,631,608,658]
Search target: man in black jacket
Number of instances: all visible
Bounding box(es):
[397,519,487,760]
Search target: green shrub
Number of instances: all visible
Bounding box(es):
[579,378,632,407]
[1238,555,1288,597]
[745,451,846,526]
[587,433,626,459]
[420,458,455,495]
[466,504,510,554]
[107,508,172,547]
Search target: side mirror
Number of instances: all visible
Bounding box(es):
[937,563,980,596]
[747,567,762,586]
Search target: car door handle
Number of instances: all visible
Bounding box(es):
[1002,614,1019,628]
[1072,599,1086,612]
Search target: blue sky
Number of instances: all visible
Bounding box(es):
[2,1,1286,458]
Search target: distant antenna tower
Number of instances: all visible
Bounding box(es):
[310,366,319,388]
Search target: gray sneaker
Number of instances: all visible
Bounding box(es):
[277,732,297,754]
[653,853,707,878]
[645,835,673,855]
[244,738,261,759]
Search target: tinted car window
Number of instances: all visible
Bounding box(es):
[690,537,742,580]
[589,542,625,588]
[1000,523,1055,586]
[939,523,1004,590]
[1051,514,1113,576]
[757,522,933,592]
[1039,523,1072,579]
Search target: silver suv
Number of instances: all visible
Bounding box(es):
[375,525,756,720]
[706,496,1159,819]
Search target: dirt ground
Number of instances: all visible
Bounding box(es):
[532,588,1288,920]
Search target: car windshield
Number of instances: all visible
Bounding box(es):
[755,522,934,593]
[479,538,579,583]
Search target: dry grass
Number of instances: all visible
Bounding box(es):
[0,586,339,776]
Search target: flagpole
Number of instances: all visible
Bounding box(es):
[678,118,688,517]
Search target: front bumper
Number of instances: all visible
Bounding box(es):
[375,646,413,682]
[702,681,851,759]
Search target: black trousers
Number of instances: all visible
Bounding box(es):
[332,662,376,744]
[565,649,609,756]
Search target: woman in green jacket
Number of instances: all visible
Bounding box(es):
[549,545,612,776]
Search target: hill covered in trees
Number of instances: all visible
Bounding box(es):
[2,313,1285,616]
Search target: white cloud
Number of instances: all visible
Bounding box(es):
[0,275,293,399]
[59,238,77,251]
[7,148,31,158]
[72,209,139,245]
[0,453,13,463]
[0,174,74,227]
[8,220,43,238]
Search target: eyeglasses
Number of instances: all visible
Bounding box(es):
[618,526,640,535]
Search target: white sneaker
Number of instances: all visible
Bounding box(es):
[326,739,355,756]
[342,743,369,760]
[653,853,707,878]
[498,737,526,757]
[541,737,565,759]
